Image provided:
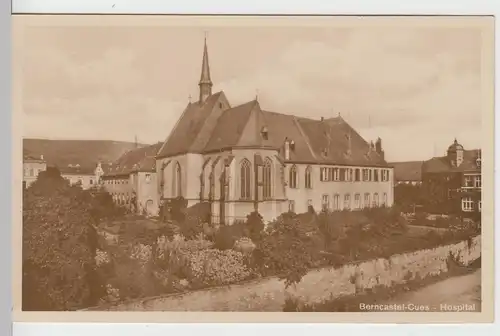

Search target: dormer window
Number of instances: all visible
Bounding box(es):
[289,140,295,151]
[476,157,481,168]
[261,126,269,140]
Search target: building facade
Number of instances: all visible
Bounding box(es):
[59,164,102,189]
[102,143,162,216]
[156,39,394,224]
[23,151,47,189]
[422,139,481,217]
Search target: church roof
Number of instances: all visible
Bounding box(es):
[203,101,387,166]
[156,91,228,158]
[105,142,162,177]
[422,149,481,174]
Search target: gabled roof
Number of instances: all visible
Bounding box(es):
[157,91,229,158]
[203,102,387,166]
[390,161,423,181]
[105,142,162,177]
[59,165,96,176]
[422,149,481,174]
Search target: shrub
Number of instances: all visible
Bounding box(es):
[213,221,247,250]
[23,168,103,311]
[253,212,317,287]
[245,211,265,242]
[186,249,252,287]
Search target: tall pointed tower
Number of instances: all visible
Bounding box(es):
[199,36,213,104]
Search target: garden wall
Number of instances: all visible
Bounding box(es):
[97,235,481,312]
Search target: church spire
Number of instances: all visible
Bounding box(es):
[199,34,213,103]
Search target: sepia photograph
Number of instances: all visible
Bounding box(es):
[12,14,494,322]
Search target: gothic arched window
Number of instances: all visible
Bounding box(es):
[289,165,298,188]
[240,159,251,200]
[172,162,182,197]
[305,166,312,189]
[263,158,272,199]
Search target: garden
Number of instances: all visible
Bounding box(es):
[94,198,480,308]
[22,168,480,311]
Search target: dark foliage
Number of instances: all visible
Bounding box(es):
[23,168,105,310]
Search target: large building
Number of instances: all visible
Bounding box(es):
[155,39,394,224]
[421,139,481,216]
[102,143,162,216]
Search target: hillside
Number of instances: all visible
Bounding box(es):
[23,138,152,168]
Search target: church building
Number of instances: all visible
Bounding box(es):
[156,39,394,224]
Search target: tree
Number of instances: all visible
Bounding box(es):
[253,212,317,288]
[22,167,103,310]
[245,211,264,242]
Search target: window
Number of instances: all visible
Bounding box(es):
[322,194,330,211]
[369,169,372,181]
[364,193,371,208]
[363,169,369,181]
[382,193,388,206]
[478,200,482,212]
[354,193,361,209]
[77,179,83,185]
[320,167,326,182]
[173,162,182,197]
[464,176,473,188]
[344,194,351,210]
[382,170,390,182]
[374,169,379,182]
[373,193,379,207]
[262,158,272,199]
[145,173,151,183]
[29,168,34,177]
[333,168,340,181]
[307,199,312,207]
[333,194,340,211]
[462,196,474,212]
[305,166,312,189]
[474,175,481,188]
[90,179,93,185]
[240,159,251,200]
[355,169,361,182]
[289,165,298,188]
[288,200,295,213]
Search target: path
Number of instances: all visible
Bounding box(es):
[382,269,481,312]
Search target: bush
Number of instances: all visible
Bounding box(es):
[213,221,247,250]
[186,249,252,287]
[245,211,265,242]
[253,212,318,287]
[23,168,104,311]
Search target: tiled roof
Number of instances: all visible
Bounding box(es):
[422,149,481,174]
[157,92,229,158]
[390,161,423,181]
[105,142,162,177]
[204,102,387,166]
[159,96,388,167]
[23,148,44,161]
[59,165,96,175]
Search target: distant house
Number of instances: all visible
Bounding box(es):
[59,163,103,189]
[390,161,423,185]
[23,150,47,189]
[421,139,481,216]
[101,143,162,216]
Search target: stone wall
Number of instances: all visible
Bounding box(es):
[97,235,481,312]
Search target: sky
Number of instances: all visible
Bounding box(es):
[19,17,488,162]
